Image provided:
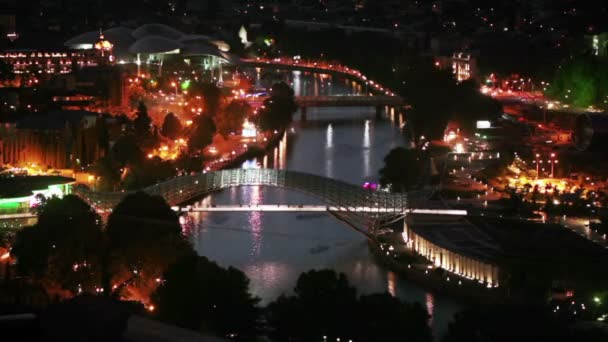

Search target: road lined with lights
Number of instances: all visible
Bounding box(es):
[241,57,400,97]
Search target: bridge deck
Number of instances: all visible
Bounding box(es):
[296,95,403,107]
[174,204,466,215]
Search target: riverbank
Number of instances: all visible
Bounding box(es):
[368,229,506,306]
[219,129,286,170]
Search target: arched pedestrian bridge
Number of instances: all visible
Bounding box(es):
[74,169,463,218]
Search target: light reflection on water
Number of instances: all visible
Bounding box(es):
[186,71,463,336]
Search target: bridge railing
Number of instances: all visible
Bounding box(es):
[74,169,409,216]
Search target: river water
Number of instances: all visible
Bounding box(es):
[185,70,463,336]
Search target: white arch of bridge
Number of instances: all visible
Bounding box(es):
[74,169,411,216]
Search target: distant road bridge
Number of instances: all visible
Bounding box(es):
[240,58,405,119]
[296,95,404,119]
[296,95,403,108]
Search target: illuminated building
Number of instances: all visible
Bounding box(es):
[0,49,101,74]
[0,110,106,169]
[65,24,237,77]
[242,119,257,138]
[587,33,608,57]
[0,176,74,215]
[403,216,501,287]
[434,52,478,82]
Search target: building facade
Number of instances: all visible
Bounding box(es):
[0,111,105,169]
[403,218,500,288]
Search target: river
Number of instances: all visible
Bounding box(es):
[185,70,464,336]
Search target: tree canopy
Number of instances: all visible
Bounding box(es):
[215,100,251,137]
[442,305,608,342]
[133,102,152,138]
[188,82,222,116]
[266,269,431,342]
[106,192,193,303]
[254,82,297,131]
[188,115,216,153]
[161,112,182,140]
[379,147,423,192]
[11,195,105,296]
[547,55,608,108]
[152,255,260,339]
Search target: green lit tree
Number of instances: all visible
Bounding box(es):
[547,55,608,108]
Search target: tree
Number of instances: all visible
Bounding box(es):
[189,82,222,116]
[95,116,110,155]
[152,255,260,338]
[122,156,177,190]
[379,147,422,192]
[109,135,144,167]
[133,102,152,138]
[254,82,297,131]
[175,153,204,174]
[161,112,182,140]
[547,55,608,108]
[215,100,251,137]
[188,115,216,153]
[106,192,193,302]
[92,156,121,191]
[442,305,608,342]
[355,293,431,342]
[266,270,358,341]
[266,270,432,342]
[0,59,15,83]
[11,196,105,296]
[400,60,458,140]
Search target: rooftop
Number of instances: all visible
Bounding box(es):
[0,175,74,198]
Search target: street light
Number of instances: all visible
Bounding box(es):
[549,153,558,178]
[171,82,178,96]
[534,153,540,178]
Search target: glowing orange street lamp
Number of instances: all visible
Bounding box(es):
[534,153,541,178]
[171,82,178,96]
[549,153,558,178]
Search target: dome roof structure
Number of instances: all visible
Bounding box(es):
[103,27,135,47]
[64,24,239,65]
[64,31,99,48]
[128,35,183,54]
[179,34,230,52]
[132,23,185,41]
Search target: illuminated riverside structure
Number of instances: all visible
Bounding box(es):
[0,50,101,74]
[0,110,106,169]
[0,176,73,215]
[403,216,501,288]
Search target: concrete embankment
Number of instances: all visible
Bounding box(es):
[368,235,506,306]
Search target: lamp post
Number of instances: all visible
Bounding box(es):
[549,153,558,178]
[171,82,178,96]
[534,153,540,178]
